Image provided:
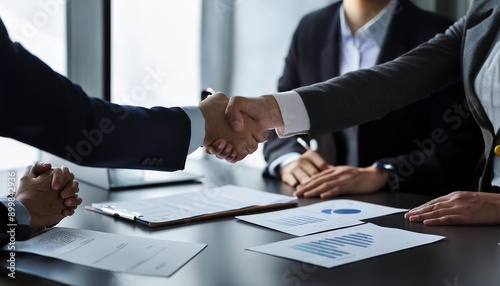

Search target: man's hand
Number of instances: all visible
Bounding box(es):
[225,95,284,132]
[204,139,238,163]
[404,191,500,225]
[199,92,269,162]
[279,150,328,187]
[15,162,82,229]
[293,165,386,198]
[31,162,81,216]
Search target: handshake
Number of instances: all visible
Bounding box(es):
[198,92,286,163]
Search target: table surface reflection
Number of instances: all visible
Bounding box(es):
[1,158,499,286]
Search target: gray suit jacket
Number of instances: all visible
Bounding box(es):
[295,0,499,191]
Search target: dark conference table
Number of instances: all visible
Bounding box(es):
[1,158,500,286]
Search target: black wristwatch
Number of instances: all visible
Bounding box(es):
[374,161,400,192]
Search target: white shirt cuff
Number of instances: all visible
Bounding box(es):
[268,152,301,177]
[0,196,31,226]
[180,106,205,154]
[272,91,310,138]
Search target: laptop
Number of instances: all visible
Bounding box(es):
[41,152,203,190]
[107,168,202,190]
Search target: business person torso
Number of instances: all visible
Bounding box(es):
[264,0,482,194]
[293,0,498,192]
[461,0,500,191]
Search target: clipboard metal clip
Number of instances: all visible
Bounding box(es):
[100,205,143,221]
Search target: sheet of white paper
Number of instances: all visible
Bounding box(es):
[236,199,407,236]
[6,227,206,277]
[247,223,444,268]
[92,185,296,223]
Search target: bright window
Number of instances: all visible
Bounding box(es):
[0,0,67,170]
[111,0,202,107]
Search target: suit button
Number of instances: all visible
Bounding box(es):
[495,145,500,156]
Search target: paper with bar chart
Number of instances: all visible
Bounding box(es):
[247,223,444,268]
[236,200,407,236]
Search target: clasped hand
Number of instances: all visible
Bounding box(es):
[200,92,269,162]
[15,162,82,230]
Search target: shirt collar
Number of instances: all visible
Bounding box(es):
[339,0,397,47]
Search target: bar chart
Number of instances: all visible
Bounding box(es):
[267,215,326,227]
[247,223,444,268]
[291,232,374,259]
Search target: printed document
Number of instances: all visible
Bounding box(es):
[88,185,297,227]
[236,199,407,236]
[247,223,444,268]
[6,227,206,277]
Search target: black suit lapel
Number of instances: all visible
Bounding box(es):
[317,4,344,165]
[319,4,341,80]
[376,1,412,64]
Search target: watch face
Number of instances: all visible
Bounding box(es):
[382,164,395,172]
[375,162,395,173]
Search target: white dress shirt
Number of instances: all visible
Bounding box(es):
[474,30,500,187]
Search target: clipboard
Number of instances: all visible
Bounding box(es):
[85,185,298,227]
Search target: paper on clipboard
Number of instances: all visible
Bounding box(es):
[86,185,297,227]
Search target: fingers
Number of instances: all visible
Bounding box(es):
[225,96,246,132]
[29,161,52,177]
[296,181,340,198]
[63,195,82,208]
[60,180,79,199]
[62,181,81,217]
[62,208,76,217]
[280,151,329,188]
[405,203,449,222]
[201,93,271,162]
[420,215,466,226]
[294,167,353,198]
[253,128,270,143]
[52,166,74,191]
[404,193,455,220]
[406,209,466,226]
[225,95,283,131]
[296,168,337,191]
[302,150,328,172]
[293,173,336,197]
[403,192,479,225]
[281,166,308,187]
[206,139,234,158]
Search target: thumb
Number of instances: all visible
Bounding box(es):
[25,161,51,177]
[225,96,246,132]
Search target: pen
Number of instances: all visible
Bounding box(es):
[297,138,310,150]
[101,205,143,221]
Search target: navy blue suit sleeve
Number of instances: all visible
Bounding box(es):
[0,17,191,171]
[0,200,32,249]
[0,202,9,248]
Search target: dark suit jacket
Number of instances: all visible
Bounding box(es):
[0,17,192,172]
[294,0,498,192]
[0,198,31,248]
[264,0,483,195]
